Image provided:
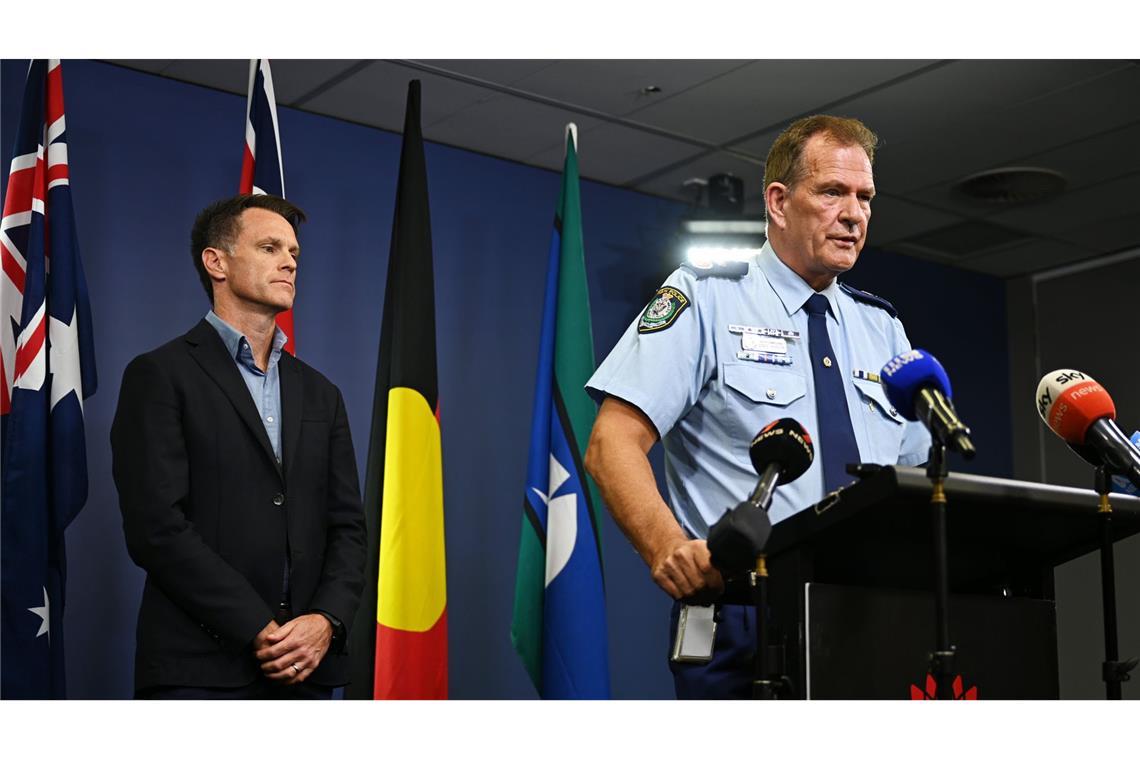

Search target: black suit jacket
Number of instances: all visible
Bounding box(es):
[111,319,366,691]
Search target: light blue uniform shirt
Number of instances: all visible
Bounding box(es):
[205,310,288,463]
[586,241,930,538]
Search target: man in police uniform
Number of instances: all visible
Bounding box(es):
[583,115,930,698]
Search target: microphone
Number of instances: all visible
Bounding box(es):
[1035,369,1140,490]
[880,349,976,459]
[1113,432,1140,496]
[746,418,815,510]
[708,418,814,574]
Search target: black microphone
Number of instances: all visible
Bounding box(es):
[708,418,814,574]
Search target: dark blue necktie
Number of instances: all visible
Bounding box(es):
[803,293,859,493]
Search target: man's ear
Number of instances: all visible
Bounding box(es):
[201,247,227,283]
[765,182,790,231]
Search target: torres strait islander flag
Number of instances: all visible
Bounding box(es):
[1,59,97,698]
[238,58,295,354]
[510,125,610,698]
[349,80,446,699]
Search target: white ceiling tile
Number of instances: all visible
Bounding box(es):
[870,133,1020,195]
[510,60,751,118]
[879,63,1138,196]
[102,60,175,74]
[816,60,1122,151]
[103,59,366,109]
[901,122,1140,222]
[735,60,1131,193]
[959,238,1097,278]
[986,174,1140,236]
[1051,211,1140,254]
[635,60,936,145]
[303,61,495,132]
[527,122,703,186]
[160,60,248,95]
[414,60,559,84]
[426,95,601,163]
[1019,122,1140,189]
[863,195,964,247]
[262,60,366,105]
[997,64,1140,155]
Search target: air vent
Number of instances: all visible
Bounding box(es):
[955,167,1067,204]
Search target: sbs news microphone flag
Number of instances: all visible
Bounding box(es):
[511,125,610,698]
[1,59,97,698]
[239,58,296,355]
[347,80,447,699]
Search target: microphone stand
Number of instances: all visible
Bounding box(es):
[751,554,778,699]
[925,441,956,700]
[1093,466,1137,699]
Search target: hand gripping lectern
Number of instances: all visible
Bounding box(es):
[726,466,1140,699]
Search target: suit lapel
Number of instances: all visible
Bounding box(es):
[280,353,303,482]
[184,319,283,481]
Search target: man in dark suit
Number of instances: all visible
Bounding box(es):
[111,194,367,699]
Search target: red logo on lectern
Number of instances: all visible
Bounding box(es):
[910,674,978,700]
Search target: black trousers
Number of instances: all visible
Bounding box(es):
[668,602,756,699]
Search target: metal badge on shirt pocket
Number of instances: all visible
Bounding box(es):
[729,324,799,366]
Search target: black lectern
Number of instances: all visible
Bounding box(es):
[729,466,1140,699]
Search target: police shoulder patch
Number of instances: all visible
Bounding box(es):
[839,282,898,319]
[638,286,691,333]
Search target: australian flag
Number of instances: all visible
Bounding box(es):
[238,59,296,355]
[1,59,97,699]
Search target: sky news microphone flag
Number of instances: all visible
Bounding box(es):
[511,125,610,699]
[239,59,295,355]
[348,80,447,699]
[1,59,97,698]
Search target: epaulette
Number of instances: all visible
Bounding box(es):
[680,259,749,279]
[839,282,898,318]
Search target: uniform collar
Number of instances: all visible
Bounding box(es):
[757,240,844,322]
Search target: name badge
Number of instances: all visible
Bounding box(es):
[742,334,788,354]
[737,350,793,366]
[728,324,800,340]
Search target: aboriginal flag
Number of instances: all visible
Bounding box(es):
[347,80,447,699]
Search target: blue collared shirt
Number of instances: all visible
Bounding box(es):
[205,311,288,463]
[587,241,930,537]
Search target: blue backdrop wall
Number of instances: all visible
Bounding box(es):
[1,59,1012,699]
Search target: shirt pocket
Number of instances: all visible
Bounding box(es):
[852,377,906,464]
[721,363,808,441]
